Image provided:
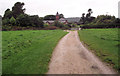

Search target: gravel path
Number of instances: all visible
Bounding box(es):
[47,31,117,74]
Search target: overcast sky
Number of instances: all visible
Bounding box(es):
[0,0,120,18]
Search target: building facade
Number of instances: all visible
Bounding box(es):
[43,12,81,25]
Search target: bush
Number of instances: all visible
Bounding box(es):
[16,14,30,27]
[16,14,44,27]
[2,18,10,25]
[44,26,59,30]
[10,16,16,26]
[81,24,119,29]
[2,25,12,31]
[81,15,120,29]
[53,21,64,28]
[29,15,44,27]
[61,24,70,30]
[44,23,49,27]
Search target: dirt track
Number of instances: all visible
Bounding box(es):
[47,31,116,74]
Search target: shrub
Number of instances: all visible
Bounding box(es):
[2,18,10,25]
[2,25,12,31]
[16,14,31,27]
[53,21,64,28]
[44,23,49,27]
[16,14,44,27]
[61,24,70,30]
[81,15,120,29]
[44,26,59,30]
[10,16,16,26]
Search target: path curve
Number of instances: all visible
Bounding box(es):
[47,31,117,74]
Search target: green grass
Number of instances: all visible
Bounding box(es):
[0,31,2,75]
[2,30,68,74]
[78,28,119,72]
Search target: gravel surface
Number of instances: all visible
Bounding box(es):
[47,31,117,74]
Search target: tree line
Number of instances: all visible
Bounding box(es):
[2,2,120,30]
[2,2,44,29]
[2,2,69,31]
[80,9,120,29]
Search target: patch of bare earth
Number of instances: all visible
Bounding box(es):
[47,31,117,74]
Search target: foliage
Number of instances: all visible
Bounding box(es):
[44,15,56,20]
[80,13,85,24]
[2,25,12,31]
[44,26,59,30]
[16,14,31,27]
[53,21,64,28]
[80,8,95,24]
[2,2,69,30]
[43,14,64,20]
[59,14,64,18]
[16,14,43,27]
[86,8,93,19]
[3,9,13,19]
[44,23,49,27]
[2,26,45,31]
[2,18,10,26]
[78,28,119,72]
[10,16,16,26]
[12,2,25,18]
[81,15,120,29]
[29,15,44,27]
[62,24,70,29]
[2,2,44,29]
[2,30,68,74]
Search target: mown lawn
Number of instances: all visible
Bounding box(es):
[2,30,68,74]
[78,28,119,72]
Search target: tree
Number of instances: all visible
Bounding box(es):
[87,15,117,27]
[85,8,94,23]
[81,13,85,24]
[3,9,13,19]
[53,21,64,28]
[44,15,56,20]
[59,14,64,18]
[12,2,25,18]
[86,8,93,18]
[16,14,31,27]
[88,9,93,15]
[2,18,10,25]
[30,15,44,27]
[16,14,44,27]
[10,16,16,26]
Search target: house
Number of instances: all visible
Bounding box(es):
[43,12,81,25]
[43,20,55,25]
[65,17,81,24]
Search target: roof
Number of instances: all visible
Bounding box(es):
[43,20,55,23]
[59,18,66,21]
[65,17,81,23]
[43,17,81,24]
[59,18,66,23]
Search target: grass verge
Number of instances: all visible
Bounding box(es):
[78,28,119,72]
[2,30,68,74]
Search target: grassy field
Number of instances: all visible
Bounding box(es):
[78,28,119,72]
[2,30,68,74]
